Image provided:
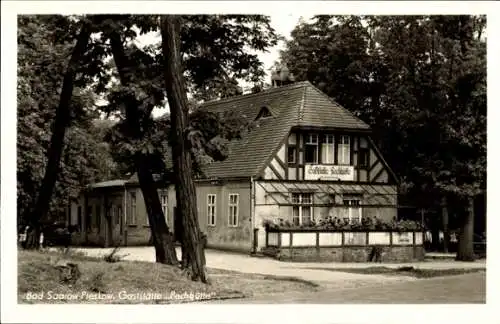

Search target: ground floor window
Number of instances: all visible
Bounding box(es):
[228,193,239,227]
[161,194,168,223]
[291,192,313,225]
[207,194,216,226]
[86,207,92,230]
[129,192,137,225]
[77,206,82,231]
[341,197,362,223]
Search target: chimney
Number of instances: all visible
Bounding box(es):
[271,64,295,87]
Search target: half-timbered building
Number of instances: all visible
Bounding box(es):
[69,81,399,252]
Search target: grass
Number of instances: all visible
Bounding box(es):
[311,266,485,278]
[18,249,318,304]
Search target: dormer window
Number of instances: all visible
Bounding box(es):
[255,106,272,120]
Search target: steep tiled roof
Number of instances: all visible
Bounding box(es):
[126,81,370,181]
[200,81,370,179]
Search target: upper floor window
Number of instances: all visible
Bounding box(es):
[305,134,319,164]
[358,148,370,168]
[337,135,351,165]
[288,146,296,164]
[321,134,335,164]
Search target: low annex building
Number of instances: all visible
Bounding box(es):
[68,81,399,252]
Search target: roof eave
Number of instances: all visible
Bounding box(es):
[292,125,372,133]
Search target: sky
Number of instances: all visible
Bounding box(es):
[133,14,309,117]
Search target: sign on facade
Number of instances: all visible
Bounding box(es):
[304,165,355,181]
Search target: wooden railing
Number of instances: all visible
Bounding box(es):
[265,227,424,249]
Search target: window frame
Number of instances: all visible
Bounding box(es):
[291,192,314,226]
[287,145,297,164]
[342,197,362,224]
[358,148,370,168]
[304,133,319,164]
[129,192,137,225]
[228,193,239,227]
[337,135,351,165]
[95,205,101,233]
[207,194,217,227]
[161,194,168,224]
[321,134,335,164]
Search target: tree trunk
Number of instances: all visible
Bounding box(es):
[441,196,449,253]
[160,15,208,283]
[431,213,440,252]
[456,196,475,261]
[136,154,178,264]
[24,22,92,249]
[108,30,178,265]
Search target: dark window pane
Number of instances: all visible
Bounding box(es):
[305,145,317,163]
[288,146,296,163]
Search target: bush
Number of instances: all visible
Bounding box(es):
[262,216,423,232]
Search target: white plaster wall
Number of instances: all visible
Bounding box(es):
[393,232,413,245]
[368,232,391,245]
[319,232,342,246]
[292,233,316,246]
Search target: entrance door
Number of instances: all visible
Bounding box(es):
[113,205,123,245]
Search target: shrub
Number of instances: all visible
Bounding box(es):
[263,215,423,232]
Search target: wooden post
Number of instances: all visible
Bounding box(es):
[277,231,282,248]
[389,231,393,246]
[290,232,293,259]
[341,231,345,246]
[252,228,259,254]
[366,231,369,245]
[265,229,269,248]
[316,232,320,257]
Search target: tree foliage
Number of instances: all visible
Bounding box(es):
[17,16,118,224]
[281,15,486,202]
[280,15,486,259]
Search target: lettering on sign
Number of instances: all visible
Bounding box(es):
[304,165,355,181]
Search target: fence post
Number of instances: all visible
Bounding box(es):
[341,231,345,246]
[277,231,282,248]
[290,232,293,259]
[389,231,393,246]
[252,228,259,254]
[366,231,369,245]
[265,229,268,248]
[316,231,320,256]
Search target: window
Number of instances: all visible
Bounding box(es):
[228,194,239,227]
[291,193,313,226]
[77,206,82,230]
[117,206,123,234]
[129,192,137,225]
[86,207,92,230]
[256,106,273,120]
[341,197,362,224]
[305,134,319,164]
[337,135,351,165]
[96,205,101,233]
[358,148,370,168]
[207,194,216,226]
[161,194,168,224]
[321,134,335,164]
[288,146,296,164]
